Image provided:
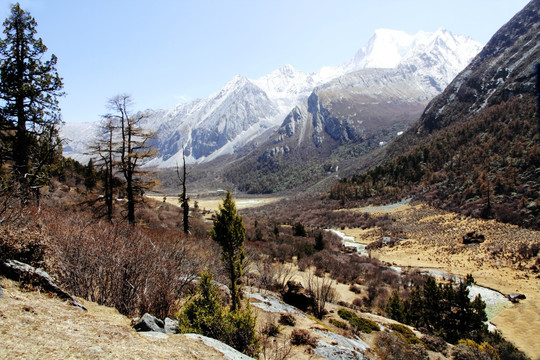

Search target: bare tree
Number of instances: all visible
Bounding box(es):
[304,268,336,319]
[176,146,189,233]
[106,94,156,224]
[89,117,117,222]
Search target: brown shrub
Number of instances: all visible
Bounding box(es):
[290,329,317,347]
[278,313,296,327]
[43,208,214,318]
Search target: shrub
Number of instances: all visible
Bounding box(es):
[375,332,428,360]
[451,339,498,360]
[389,323,423,346]
[421,334,447,354]
[338,308,380,333]
[352,298,364,308]
[278,313,296,327]
[349,284,362,294]
[329,318,348,329]
[290,329,317,347]
[261,320,281,337]
[177,271,260,358]
[292,222,307,237]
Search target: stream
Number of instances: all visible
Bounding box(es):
[327,228,512,321]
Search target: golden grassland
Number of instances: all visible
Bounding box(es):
[0,279,235,360]
[147,195,282,212]
[339,203,540,359]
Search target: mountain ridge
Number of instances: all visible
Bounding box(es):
[61,28,481,176]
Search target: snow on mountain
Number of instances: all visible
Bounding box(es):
[144,75,281,167]
[61,28,482,168]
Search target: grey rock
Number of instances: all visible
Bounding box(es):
[0,259,86,310]
[139,331,169,339]
[164,317,179,334]
[133,313,166,333]
[507,293,526,303]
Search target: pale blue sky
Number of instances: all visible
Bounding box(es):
[0,0,531,124]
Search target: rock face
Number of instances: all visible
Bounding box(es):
[411,0,540,135]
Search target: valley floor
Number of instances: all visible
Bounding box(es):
[339,203,540,359]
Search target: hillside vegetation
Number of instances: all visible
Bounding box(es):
[329,96,540,229]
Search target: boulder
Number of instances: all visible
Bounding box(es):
[133,313,166,333]
[507,293,526,303]
[281,280,314,312]
[462,231,485,244]
[164,317,179,334]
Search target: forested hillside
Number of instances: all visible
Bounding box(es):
[330,96,540,229]
[329,0,540,229]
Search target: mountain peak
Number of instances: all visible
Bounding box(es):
[347,28,481,73]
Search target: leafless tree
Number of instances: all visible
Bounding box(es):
[176,146,189,233]
[106,94,156,224]
[89,117,117,222]
[304,268,336,319]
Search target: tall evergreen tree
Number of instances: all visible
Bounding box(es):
[211,190,246,311]
[0,3,64,196]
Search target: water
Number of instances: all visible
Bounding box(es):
[325,229,368,255]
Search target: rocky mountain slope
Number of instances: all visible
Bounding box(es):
[330,0,540,229]
[61,29,481,177]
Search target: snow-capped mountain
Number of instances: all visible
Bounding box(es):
[61,28,481,168]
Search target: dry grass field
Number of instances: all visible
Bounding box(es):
[339,203,540,359]
[147,195,282,212]
[0,279,238,360]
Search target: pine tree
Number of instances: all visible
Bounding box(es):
[0,3,64,197]
[211,190,246,311]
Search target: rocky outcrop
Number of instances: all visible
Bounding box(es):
[413,0,540,135]
[0,259,86,311]
[132,313,179,334]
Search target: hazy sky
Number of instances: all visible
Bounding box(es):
[0,0,531,124]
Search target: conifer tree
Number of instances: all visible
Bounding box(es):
[211,190,246,311]
[0,3,64,197]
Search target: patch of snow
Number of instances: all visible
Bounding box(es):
[184,334,255,360]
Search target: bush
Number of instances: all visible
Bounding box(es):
[261,320,281,337]
[292,222,307,237]
[389,324,423,346]
[329,318,348,329]
[451,339,498,360]
[338,308,380,333]
[421,334,447,354]
[177,271,259,357]
[375,332,428,360]
[290,329,317,347]
[278,313,296,327]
